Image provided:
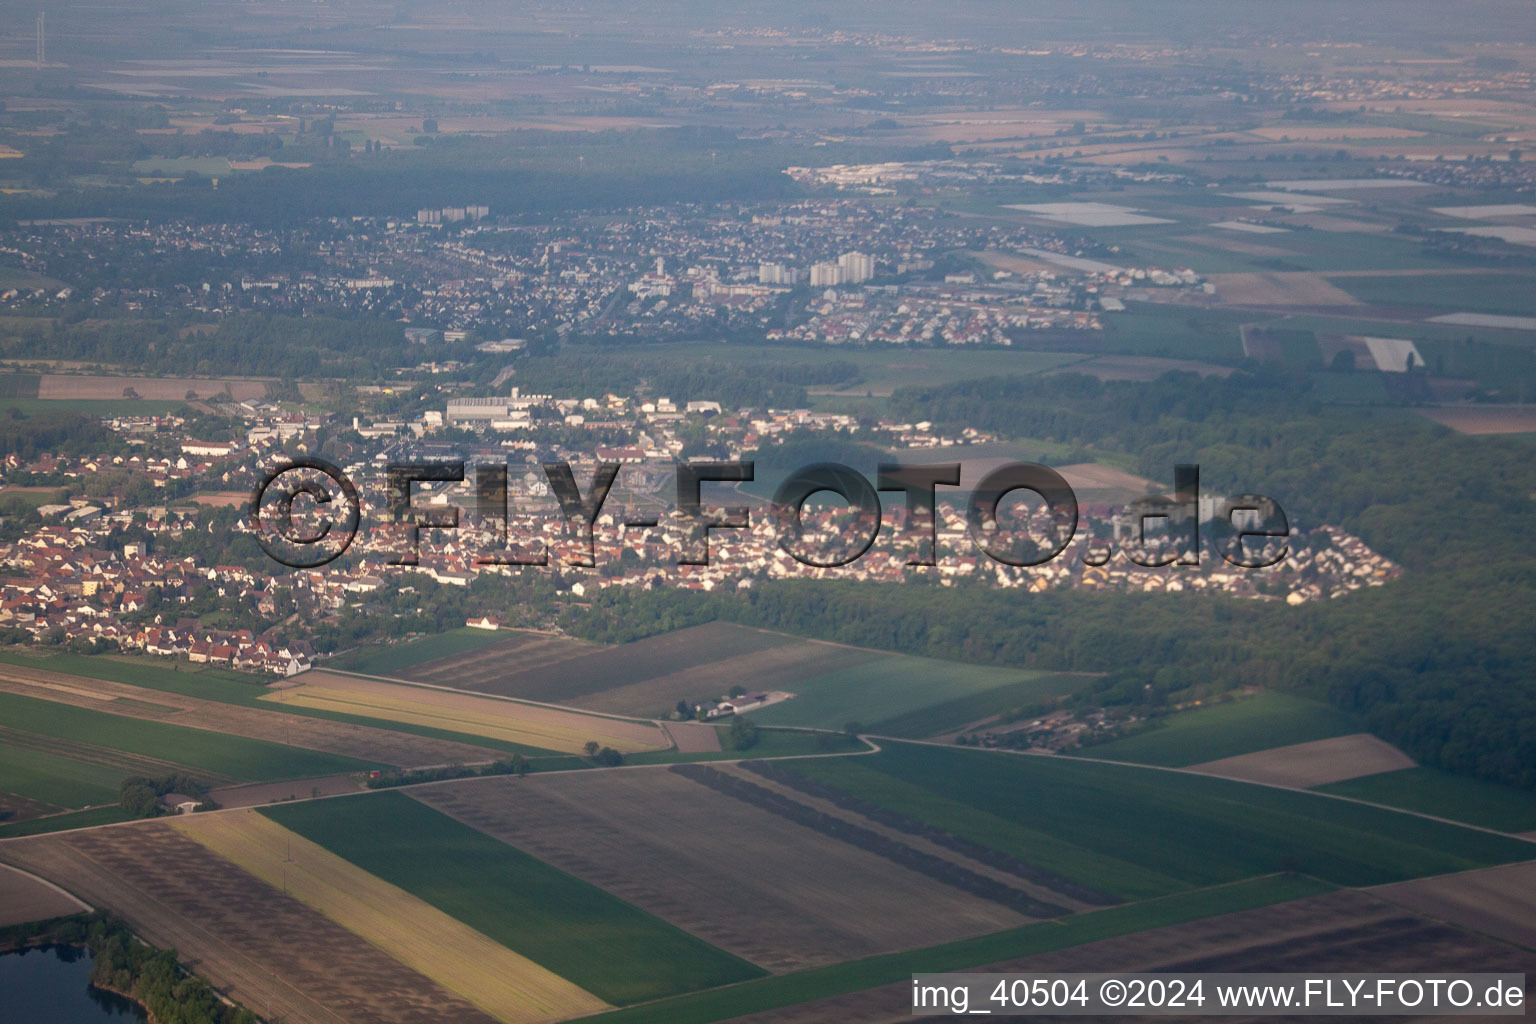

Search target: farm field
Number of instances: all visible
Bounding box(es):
[558,875,1335,1024]
[0,397,189,417]
[0,863,88,929]
[411,767,1035,974]
[329,626,529,676]
[174,810,608,1024]
[401,622,811,709]
[265,671,667,754]
[1417,405,1536,435]
[784,742,1536,890]
[1371,860,1536,953]
[403,621,1092,736]
[1330,271,1536,317]
[1094,303,1250,361]
[1079,691,1362,766]
[1316,766,1536,833]
[261,791,764,1005]
[0,690,374,783]
[0,824,503,1024]
[1187,732,1415,789]
[0,805,132,840]
[742,658,1083,735]
[0,739,134,812]
[0,649,537,759]
[620,886,1534,1024]
[0,657,502,767]
[34,372,271,402]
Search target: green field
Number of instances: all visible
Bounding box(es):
[0,691,376,782]
[786,743,1534,891]
[1096,304,1250,361]
[0,744,124,809]
[1307,371,1393,404]
[1332,272,1536,317]
[865,674,1090,738]
[742,657,1085,735]
[327,627,511,675]
[0,805,133,839]
[1316,766,1536,834]
[786,753,1180,899]
[131,156,234,176]
[0,650,562,758]
[261,792,765,1005]
[566,874,1331,1024]
[0,398,190,417]
[1079,691,1361,767]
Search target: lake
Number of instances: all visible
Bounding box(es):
[0,945,146,1024]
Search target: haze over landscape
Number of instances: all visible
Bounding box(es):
[0,2,1533,1022]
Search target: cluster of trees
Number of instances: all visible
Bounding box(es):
[0,406,114,460]
[727,715,760,751]
[0,315,415,379]
[511,352,861,410]
[582,741,624,767]
[88,914,260,1024]
[119,772,214,818]
[0,912,258,1024]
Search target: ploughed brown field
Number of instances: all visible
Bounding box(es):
[0,823,504,1024]
[410,766,1033,974]
[1372,860,1536,953]
[397,621,866,718]
[0,862,88,928]
[1188,733,1416,789]
[1216,272,1363,308]
[721,889,1536,1024]
[1417,406,1536,436]
[0,662,504,768]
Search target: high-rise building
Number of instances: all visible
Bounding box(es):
[838,251,874,284]
[809,261,842,287]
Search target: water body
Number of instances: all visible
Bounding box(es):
[0,945,146,1024]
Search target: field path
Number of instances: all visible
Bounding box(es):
[712,762,1093,912]
[0,861,89,927]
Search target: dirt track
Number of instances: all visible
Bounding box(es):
[0,862,89,927]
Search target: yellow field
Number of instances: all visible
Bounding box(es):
[173,810,609,1024]
[260,680,665,754]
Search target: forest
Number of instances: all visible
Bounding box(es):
[0,315,419,380]
[562,368,1536,789]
